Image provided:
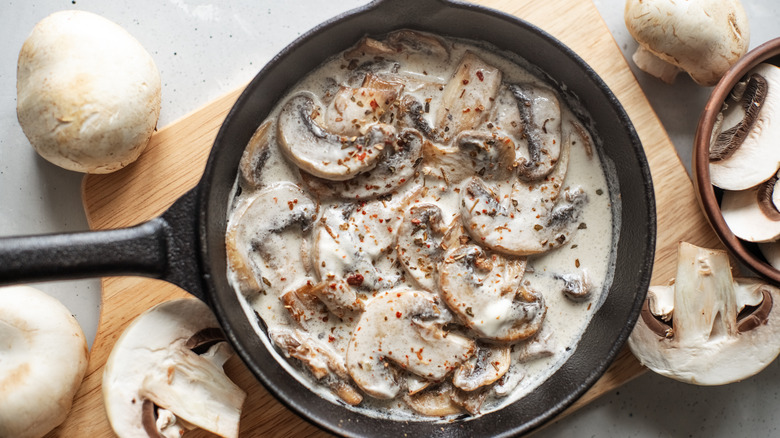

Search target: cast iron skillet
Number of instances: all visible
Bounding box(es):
[0,0,656,436]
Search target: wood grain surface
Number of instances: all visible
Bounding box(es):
[54,0,720,436]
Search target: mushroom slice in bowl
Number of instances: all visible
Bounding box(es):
[438,235,545,342]
[721,173,780,242]
[302,128,424,200]
[459,132,587,256]
[346,290,475,399]
[103,299,246,438]
[225,182,318,296]
[277,93,396,181]
[709,63,780,191]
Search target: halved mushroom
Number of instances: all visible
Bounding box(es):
[0,285,88,438]
[507,84,563,182]
[438,239,546,342]
[346,290,475,399]
[103,299,246,438]
[396,203,455,291]
[628,242,780,385]
[721,174,780,242]
[324,73,404,137]
[277,93,396,181]
[452,343,511,391]
[226,182,318,296]
[421,130,516,185]
[435,52,502,141]
[459,133,587,256]
[268,327,363,406]
[710,63,780,190]
[302,128,424,200]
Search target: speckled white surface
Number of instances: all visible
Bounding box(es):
[1,1,779,437]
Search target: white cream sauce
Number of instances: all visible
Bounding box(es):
[226,30,617,421]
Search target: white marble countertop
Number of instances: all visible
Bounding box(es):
[1,1,779,436]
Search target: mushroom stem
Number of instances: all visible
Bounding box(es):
[631,46,681,84]
[672,242,738,344]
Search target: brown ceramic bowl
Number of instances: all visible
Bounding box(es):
[694,37,780,284]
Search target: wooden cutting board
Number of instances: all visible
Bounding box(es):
[55,0,721,436]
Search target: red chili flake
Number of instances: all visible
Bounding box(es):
[396,311,402,318]
[462,79,470,85]
[329,283,337,289]
[346,274,364,286]
[476,71,484,81]
[287,201,295,210]
[416,348,424,360]
[328,336,335,343]
[369,99,379,110]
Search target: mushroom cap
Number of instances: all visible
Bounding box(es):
[624,0,749,86]
[709,64,780,190]
[102,298,245,438]
[0,285,88,438]
[16,10,161,173]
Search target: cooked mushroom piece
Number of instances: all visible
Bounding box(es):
[438,238,546,342]
[557,269,592,301]
[238,120,273,189]
[226,182,318,296]
[103,299,246,438]
[404,383,463,417]
[268,327,363,406]
[324,73,404,137]
[459,132,587,255]
[720,173,780,242]
[0,285,88,438]
[422,130,516,185]
[508,84,563,181]
[710,63,780,190]
[302,128,424,200]
[435,52,502,141]
[385,29,450,61]
[396,203,454,291]
[277,93,396,180]
[346,290,475,399]
[628,242,780,385]
[452,343,511,391]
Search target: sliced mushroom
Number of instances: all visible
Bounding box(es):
[302,128,424,200]
[450,386,489,415]
[226,182,318,296]
[277,93,396,181]
[385,29,450,62]
[452,343,511,391]
[508,84,563,182]
[268,326,362,406]
[628,242,780,385]
[396,204,457,291]
[721,174,780,242]
[435,52,502,141]
[459,134,587,256]
[493,365,524,397]
[710,63,780,190]
[557,269,592,301]
[346,290,475,399]
[103,299,246,438]
[421,130,516,185]
[238,120,273,189]
[324,73,404,137]
[404,383,463,417]
[438,239,546,342]
[0,285,88,438]
[281,279,363,323]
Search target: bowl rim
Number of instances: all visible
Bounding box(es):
[693,37,780,284]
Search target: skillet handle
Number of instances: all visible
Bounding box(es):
[0,189,207,302]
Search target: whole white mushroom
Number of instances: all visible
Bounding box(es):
[624,0,750,86]
[0,285,89,438]
[16,10,161,173]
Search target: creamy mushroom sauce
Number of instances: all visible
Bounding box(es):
[226,30,617,421]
